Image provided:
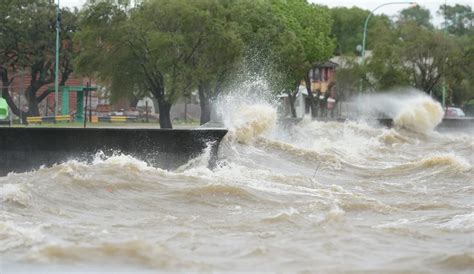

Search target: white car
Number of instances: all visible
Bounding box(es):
[445,107,465,118]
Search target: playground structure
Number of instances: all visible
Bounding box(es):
[47,85,97,122]
[0,97,10,125]
[0,97,8,120]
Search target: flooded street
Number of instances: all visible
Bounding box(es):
[1,96,473,273]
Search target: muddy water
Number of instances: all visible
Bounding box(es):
[1,97,473,273]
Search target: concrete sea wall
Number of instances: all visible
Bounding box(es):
[0,128,227,175]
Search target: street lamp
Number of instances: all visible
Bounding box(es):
[54,0,60,116]
[361,1,417,62]
[358,1,416,93]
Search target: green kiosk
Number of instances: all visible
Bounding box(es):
[48,85,97,122]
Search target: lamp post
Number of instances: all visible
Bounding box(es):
[358,2,416,93]
[361,2,416,61]
[54,0,60,116]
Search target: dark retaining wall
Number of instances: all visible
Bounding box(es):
[0,128,227,176]
[436,118,474,128]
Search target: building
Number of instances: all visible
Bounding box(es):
[7,70,99,119]
[308,60,338,93]
[282,60,339,118]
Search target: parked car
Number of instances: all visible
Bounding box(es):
[445,107,466,118]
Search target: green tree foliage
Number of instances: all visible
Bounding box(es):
[438,4,473,36]
[443,35,474,106]
[329,7,389,55]
[436,4,474,106]
[333,4,473,107]
[76,0,232,128]
[0,0,77,119]
[330,7,368,55]
[399,5,433,29]
[76,0,334,123]
[363,22,452,94]
[191,0,244,125]
[269,0,334,117]
[399,22,457,94]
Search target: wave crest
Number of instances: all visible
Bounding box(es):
[394,97,443,133]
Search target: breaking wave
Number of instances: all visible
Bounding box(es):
[353,89,444,133]
[227,104,277,144]
[1,82,473,272]
[26,240,205,270]
[393,96,443,133]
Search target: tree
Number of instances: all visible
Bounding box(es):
[399,5,433,29]
[190,0,244,125]
[0,0,77,120]
[76,0,218,128]
[329,7,389,55]
[399,22,458,94]
[438,4,473,36]
[366,18,410,90]
[443,35,474,106]
[362,19,461,97]
[270,0,334,117]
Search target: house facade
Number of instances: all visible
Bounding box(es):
[308,60,338,93]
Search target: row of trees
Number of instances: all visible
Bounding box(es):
[1,0,335,127]
[333,4,473,107]
[74,0,334,127]
[1,0,472,127]
[1,0,77,120]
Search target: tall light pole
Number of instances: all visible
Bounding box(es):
[54,0,60,116]
[358,2,416,93]
[361,2,416,62]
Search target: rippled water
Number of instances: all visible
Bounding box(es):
[1,95,473,273]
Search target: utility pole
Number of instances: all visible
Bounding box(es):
[359,1,416,92]
[441,0,447,109]
[54,0,61,116]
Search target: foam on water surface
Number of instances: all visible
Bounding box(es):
[1,83,472,273]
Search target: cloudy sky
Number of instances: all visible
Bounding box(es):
[62,0,472,25]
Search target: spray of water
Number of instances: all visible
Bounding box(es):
[352,88,443,133]
[214,76,278,143]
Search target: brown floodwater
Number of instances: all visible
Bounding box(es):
[1,96,473,273]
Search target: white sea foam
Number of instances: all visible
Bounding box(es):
[0,221,45,252]
[176,141,214,172]
[394,96,443,133]
[439,212,474,232]
[353,89,443,133]
[210,74,280,144]
[0,183,31,207]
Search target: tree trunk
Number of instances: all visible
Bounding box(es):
[305,74,317,118]
[288,92,297,118]
[25,86,40,117]
[130,97,140,108]
[158,100,172,129]
[1,70,25,119]
[198,83,211,125]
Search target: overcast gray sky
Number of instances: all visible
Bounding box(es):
[62,0,473,25]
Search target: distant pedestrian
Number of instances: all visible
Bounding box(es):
[327,81,337,118]
[318,90,326,117]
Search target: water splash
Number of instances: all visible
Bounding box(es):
[352,89,443,133]
[214,76,278,143]
[394,96,443,133]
